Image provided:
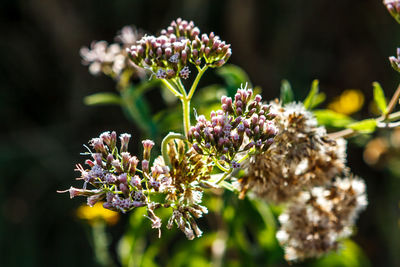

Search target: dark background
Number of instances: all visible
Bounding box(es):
[1,0,399,266]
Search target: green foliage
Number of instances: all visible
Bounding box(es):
[304,79,326,110]
[346,119,377,134]
[312,239,370,267]
[280,79,294,104]
[372,82,387,115]
[121,83,158,139]
[313,109,355,128]
[217,64,252,97]
[84,92,122,106]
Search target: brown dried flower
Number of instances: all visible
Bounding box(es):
[276,176,367,261]
[240,102,347,203]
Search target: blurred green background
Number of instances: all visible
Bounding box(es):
[1,0,400,266]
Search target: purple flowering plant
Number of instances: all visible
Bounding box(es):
[59,6,400,264]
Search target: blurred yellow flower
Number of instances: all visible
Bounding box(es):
[76,202,119,225]
[328,89,364,115]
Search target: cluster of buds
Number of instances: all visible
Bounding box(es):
[160,18,200,41]
[60,131,163,214]
[60,132,214,239]
[80,26,143,79]
[276,176,367,261]
[189,32,231,68]
[128,35,191,79]
[161,18,231,67]
[127,18,231,80]
[384,0,400,24]
[188,85,277,167]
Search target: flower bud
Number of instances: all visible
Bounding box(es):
[128,156,139,174]
[192,143,203,154]
[119,183,129,197]
[142,160,149,173]
[92,153,103,166]
[118,173,128,184]
[130,175,141,188]
[120,133,131,152]
[106,154,113,169]
[142,139,155,161]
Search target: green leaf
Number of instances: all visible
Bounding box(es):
[303,80,326,109]
[346,119,377,133]
[311,92,326,108]
[83,92,122,106]
[216,64,252,97]
[303,79,319,109]
[121,83,158,138]
[217,64,251,87]
[312,239,371,267]
[280,79,294,104]
[313,109,355,128]
[372,82,387,115]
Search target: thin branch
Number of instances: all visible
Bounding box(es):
[385,83,400,119]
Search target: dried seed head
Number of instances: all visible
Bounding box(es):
[240,102,347,203]
[277,176,367,261]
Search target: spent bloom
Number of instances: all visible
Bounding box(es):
[188,85,277,166]
[162,139,212,239]
[240,102,347,203]
[276,176,367,261]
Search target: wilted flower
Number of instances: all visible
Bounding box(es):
[276,176,367,261]
[240,102,347,203]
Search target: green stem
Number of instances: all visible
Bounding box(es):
[388,110,400,121]
[384,83,400,119]
[173,80,192,137]
[237,150,254,164]
[215,169,233,184]
[92,221,116,267]
[328,104,400,139]
[175,78,188,97]
[188,66,208,99]
[160,79,183,98]
[213,157,230,172]
[161,132,186,166]
[181,97,191,137]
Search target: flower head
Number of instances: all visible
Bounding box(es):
[127,18,231,80]
[240,102,347,203]
[277,176,367,261]
[60,131,213,239]
[188,85,277,166]
[80,25,143,79]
